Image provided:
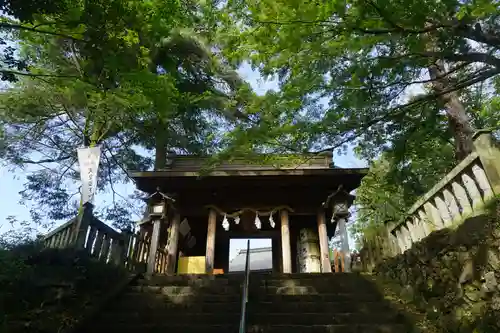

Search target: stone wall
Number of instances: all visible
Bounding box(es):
[374,200,500,332]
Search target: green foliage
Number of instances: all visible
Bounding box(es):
[2,0,499,235]
[352,78,500,245]
[353,129,456,246]
[0,0,252,228]
[0,0,70,22]
[374,199,500,332]
[0,216,45,248]
[219,0,499,159]
[215,0,500,245]
[0,245,128,333]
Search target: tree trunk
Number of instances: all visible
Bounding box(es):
[428,60,475,160]
[154,122,167,170]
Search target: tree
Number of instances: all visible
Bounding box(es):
[0,0,252,228]
[351,81,500,244]
[352,136,455,241]
[220,0,500,160]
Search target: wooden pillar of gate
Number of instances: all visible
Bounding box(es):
[206,208,217,274]
[317,209,332,273]
[280,209,292,274]
[166,213,181,275]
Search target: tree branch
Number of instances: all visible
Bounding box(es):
[251,17,444,36]
[16,155,72,165]
[456,24,500,49]
[342,62,480,93]
[0,69,79,79]
[0,23,85,42]
[417,51,500,69]
[308,67,500,154]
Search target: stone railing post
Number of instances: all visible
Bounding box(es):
[473,130,500,195]
[74,202,94,249]
[119,229,134,268]
[386,224,398,257]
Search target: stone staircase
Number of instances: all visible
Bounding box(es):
[90,273,414,333]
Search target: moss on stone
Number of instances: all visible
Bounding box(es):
[372,198,500,332]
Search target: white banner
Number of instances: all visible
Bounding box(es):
[77,146,101,204]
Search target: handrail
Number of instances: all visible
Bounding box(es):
[91,217,123,241]
[44,217,77,239]
[360,131,500,267]
[43,214,152,273]
[239,239,251,333]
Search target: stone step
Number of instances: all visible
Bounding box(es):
[258,273,359,279]
[138,275,378,293]
[253,293,384,302]
[109,298,392,313]
[129,284,378,296]
[130,284,241,294]
[94,312,240,325]
[258,279,375,288]
[255,273,367,281]
[247,324,409,333]
[124,287,384,303]
[95,312,405,326]
[91,323,408,333]
[122,288,386,303]
[252,285,378,295]
[108,297,242,312]
[254,274,371,283]
[141,273,365,286]
[248,301,393,313]
[92,324,239,333]
[247,313,407,326]
[141,274,244,286]
[121,291,242,303]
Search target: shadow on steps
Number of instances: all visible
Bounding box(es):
[86,272,423,333]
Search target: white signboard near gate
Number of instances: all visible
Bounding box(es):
[77,146,101,204]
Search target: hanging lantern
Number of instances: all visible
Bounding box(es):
[333,201,350,218]
[222,214,230,231]
[234,215,240,225]
[269,213,275,228]
[254,213,261,229]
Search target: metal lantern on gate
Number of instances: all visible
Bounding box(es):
[138,188,175,225]
[332,201,350,219]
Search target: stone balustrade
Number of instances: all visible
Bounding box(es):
[43,203,167,273]
[387,130,500,255]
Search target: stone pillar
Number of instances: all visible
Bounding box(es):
[333,201,351,272]
[337,217,351,272]
[280,209,292,273]
[205,208,217,274]
[317,209,332,273]
[74,202,93,249]
[166,213,181,275]
[473,130,500,195]
[147,218,161,275]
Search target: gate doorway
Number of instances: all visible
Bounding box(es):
[229,238,273,273]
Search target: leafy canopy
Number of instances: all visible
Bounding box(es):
[0,0,253,228]
[219,0,500,159]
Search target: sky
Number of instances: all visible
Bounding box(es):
[0,62,367,259]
